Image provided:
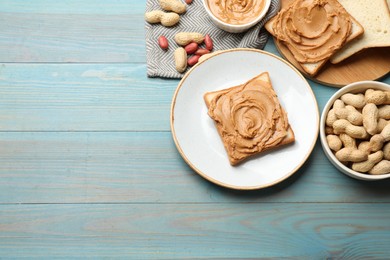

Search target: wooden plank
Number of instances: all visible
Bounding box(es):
[1,0,141,14]
[0,64,177,131]
[1,132,390,204]
[0,1,146,62]
[0,203,389,258]
[275,0,390,87]
[0,62,365,131]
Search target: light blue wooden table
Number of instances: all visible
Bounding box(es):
[1,1,390,258]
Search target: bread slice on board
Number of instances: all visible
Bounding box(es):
[330,0,390,64]
[265,0,364,76]
[204,72,295,166]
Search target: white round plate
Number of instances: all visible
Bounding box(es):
[171,49,319,190]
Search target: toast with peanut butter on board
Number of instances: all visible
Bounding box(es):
[265,0,364,76]
[204,72,295,166]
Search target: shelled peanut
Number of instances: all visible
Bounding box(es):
[173,32,214,71]
[325,88,390,175]
[157,32,214,72]
[145,0,216,73]
[158,36,169,50]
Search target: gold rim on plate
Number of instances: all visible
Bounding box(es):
[170,48,319,190]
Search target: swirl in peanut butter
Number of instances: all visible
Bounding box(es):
[208,73,289,163]
[272,0,351,63]
[207,0,267,25]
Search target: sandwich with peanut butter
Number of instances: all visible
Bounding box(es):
[204,72,295,166]
[265,0,364,76]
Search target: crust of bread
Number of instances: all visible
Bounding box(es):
[204,72,295,166]
[330,0,390,64]
[265,18,326,76]
[265,0,364,76]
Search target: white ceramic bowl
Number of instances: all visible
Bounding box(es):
[202,0,271,33]
[320,81,390,181]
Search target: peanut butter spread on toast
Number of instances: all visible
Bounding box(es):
[206,72,292,165]
[272,0,352,63]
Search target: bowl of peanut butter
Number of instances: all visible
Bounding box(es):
[203,0,271,33]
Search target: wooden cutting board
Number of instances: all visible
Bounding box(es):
[272,0,390,88]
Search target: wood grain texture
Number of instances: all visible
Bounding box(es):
[275,42,390,87]
[1,132,390,204]
[0,1,145,62]
[1,0,390,258]
[0,203,389,258]
[0,62,387,131]
[272,0,390,87]
[0,64,176,131]
[1,0,139,14]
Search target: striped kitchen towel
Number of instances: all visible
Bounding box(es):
[145,0,280,78]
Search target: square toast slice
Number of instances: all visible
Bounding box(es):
[265,0,364,76]
[204,72,295,166]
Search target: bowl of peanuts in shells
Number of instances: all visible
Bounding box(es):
[320,81,390,180]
